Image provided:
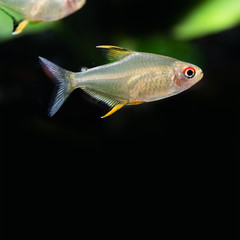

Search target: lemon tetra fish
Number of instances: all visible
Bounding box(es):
[0,0,86,34]
[39,45,203,118]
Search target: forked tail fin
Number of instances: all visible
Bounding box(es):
[39,57,74,117]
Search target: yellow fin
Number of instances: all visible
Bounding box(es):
[129,100,145,105]
[96,45,135,61]
[12,19,29,35]
[101,101,127,118]
[82,88,127,118]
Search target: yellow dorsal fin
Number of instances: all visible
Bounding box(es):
[96,45,135,61]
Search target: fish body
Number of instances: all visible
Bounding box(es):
[39,46,203,118]
[0,0,86,34]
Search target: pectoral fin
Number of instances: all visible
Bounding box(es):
[12,19,29,35]
[96,45,135,61]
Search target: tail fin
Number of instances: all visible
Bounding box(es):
[39,57,74,117]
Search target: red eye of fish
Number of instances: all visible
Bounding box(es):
[184,67,196,79]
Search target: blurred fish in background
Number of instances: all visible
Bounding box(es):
[0,0,86,34]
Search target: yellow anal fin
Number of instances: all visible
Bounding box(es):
[101,101,127,118]
[129,100,145,105]
[96,45,135,61]
[12,19,29,35]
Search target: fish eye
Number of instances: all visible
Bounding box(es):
[184,67,195,78]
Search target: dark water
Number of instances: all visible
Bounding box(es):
[0,0,239,238]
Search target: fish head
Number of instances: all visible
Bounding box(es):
[172,61,203,91]
[65,0,86,14]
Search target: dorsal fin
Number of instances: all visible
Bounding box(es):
[96,45,135,61]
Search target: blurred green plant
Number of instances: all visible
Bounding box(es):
[114,33,203,66]
[172,0,240,40]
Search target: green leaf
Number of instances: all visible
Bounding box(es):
[172,0,240,40]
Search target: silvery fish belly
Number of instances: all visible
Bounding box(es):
[0,0,86,34]
[39,45,204,118]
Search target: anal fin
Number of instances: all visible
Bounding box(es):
[101,101,127,118]
[12,19,29,35]
[82,88,127,118]
[0,7,28,35]
[129,100,145,105]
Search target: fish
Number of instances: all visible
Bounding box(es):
[39,45,203,118]
[0,0,86,34]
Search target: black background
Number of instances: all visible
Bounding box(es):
[0,0,239,238]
